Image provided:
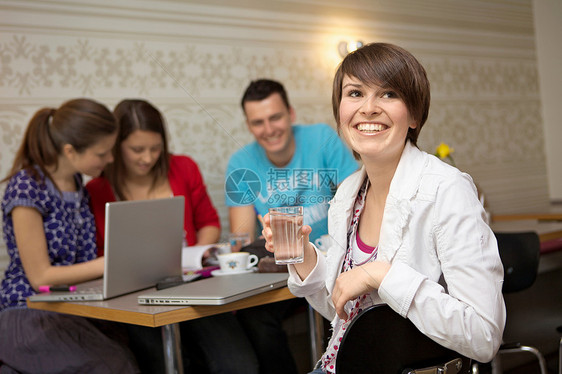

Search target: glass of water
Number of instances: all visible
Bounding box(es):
[269,206,304,264]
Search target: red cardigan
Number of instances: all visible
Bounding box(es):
[86,155,220,256]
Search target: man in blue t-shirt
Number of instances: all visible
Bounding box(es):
[224,79,358,374]
[225,79,358,242]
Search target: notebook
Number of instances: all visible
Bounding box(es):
[29,196,184,302]
[137,272,289,306]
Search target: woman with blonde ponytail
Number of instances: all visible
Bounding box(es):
[0,98,140,373]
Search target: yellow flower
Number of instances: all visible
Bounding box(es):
[435,142,456,166]
[436,142,453,159]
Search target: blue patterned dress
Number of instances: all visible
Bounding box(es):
[0,168,97,310]
[0,168,139,373]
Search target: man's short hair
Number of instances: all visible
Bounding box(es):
[241,79,291,113]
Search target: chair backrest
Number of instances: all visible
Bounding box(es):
[494,231,540,293]
[336,304,471,374]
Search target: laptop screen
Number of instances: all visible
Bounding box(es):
[103,196,184,298]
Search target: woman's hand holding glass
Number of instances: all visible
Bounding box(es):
[262,212,317,280]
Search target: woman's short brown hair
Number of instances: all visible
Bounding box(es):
[332,43,430,147]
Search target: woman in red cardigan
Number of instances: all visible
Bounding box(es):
[86,99,258,374]
[86,99,220,256]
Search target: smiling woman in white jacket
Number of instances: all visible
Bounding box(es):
[262,43,505,374]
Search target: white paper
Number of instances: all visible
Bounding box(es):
[181,243,230,271]
[182,245,213,271]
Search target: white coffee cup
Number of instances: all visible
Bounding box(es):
[217,252,259,273]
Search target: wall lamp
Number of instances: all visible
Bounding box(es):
[338,40,364,57]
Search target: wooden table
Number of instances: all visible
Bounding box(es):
[492,206,562,222]
[491,219,562,243]
[28,286,296,374]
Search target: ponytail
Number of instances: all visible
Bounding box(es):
[3,107,59,182]
[3,98,117,183]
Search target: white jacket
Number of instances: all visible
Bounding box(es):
[288,142,506,362]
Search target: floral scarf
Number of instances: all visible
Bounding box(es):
[322,178,378,373]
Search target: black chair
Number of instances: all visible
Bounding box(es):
[336,304,471,374]
[491,231,548,374]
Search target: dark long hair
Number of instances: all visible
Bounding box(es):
[3,98,117,184]
[105,99,170,200]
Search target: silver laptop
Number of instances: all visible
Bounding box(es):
[137,272,289,306]
[29,196,184,302]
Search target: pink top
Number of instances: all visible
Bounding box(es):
[356,232,377,254]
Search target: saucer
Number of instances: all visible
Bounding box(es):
[211,268,255,277]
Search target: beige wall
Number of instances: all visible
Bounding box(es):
[0,0,553,271]
[533,0,562,201]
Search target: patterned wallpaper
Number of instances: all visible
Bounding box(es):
[0,0,549,271]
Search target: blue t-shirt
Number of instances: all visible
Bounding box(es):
[225,124,358,241]
[0,169,97,310]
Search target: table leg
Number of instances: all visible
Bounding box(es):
[308,304,324,367]
[161,323,184,374]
